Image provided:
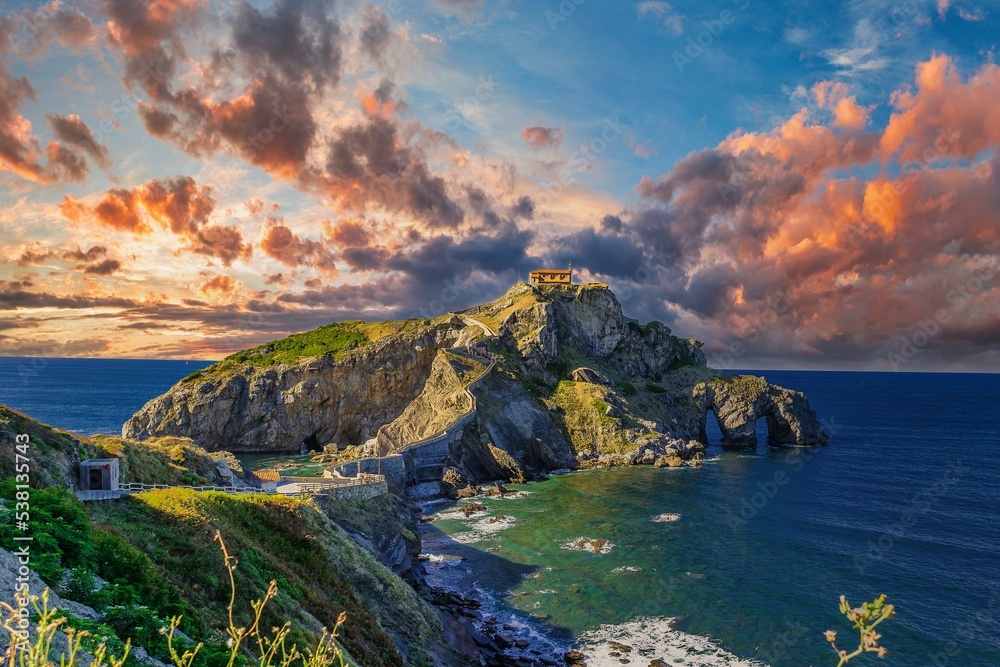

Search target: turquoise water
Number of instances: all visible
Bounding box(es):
[235,452,327,477]
[422,371,1000,666]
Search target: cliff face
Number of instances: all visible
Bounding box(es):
[123,319,478,452]
[123,282,829,491]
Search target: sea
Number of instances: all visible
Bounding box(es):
[1,358,998,666]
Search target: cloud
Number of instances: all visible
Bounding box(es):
[637,1,683,34]
[325,219,373,248]
[0,280,138,309]
[0,334,111,358]
[61,177,251,265]
[259,217,336,273]
[106,0,474,229]
[197,274,244,301]
[599,55,1000,367]
[521,126,564,149]
[0,64,96,183]
[429,0,485,20]
[0,1,96,58]
[310,110,465,227]
[822,19,889,74]
[45,114,112,169]
[82,258,122,275]
[15,244,110,267]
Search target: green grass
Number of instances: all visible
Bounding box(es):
[85,489,434,666]
[185,318,445,382]
[667,334,700,370]
[217,322,370,370]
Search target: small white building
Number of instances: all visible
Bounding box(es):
[79,458,120,491]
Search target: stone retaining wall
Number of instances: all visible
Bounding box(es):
[320,478,388,501]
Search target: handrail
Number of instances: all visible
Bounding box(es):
[115,475,386,495]
[376,347,497,456]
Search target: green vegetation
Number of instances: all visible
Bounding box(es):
[217,322,369,370]
[617,381,637,396]
[626,320,654,337]
[0,473,440,666]
[0,406,100,487]
[93,435,218,486]
[2,534,347,667]
[667,334,700,371]
[550,381,632,455]
[442,350,489,386]
[0,480,93,584]
[85,489,429,665]
[189,318,441,380]
[826,595,895,665]
[646,384,667,394]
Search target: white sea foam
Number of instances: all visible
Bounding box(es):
[562,537,615,554]
[575,616,768,666]
[435,506,489,521]
[610,565,642,574]
[653,512,682,523]
[492,490,532,500]
[450,513,517,543]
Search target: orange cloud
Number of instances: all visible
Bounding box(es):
[60,177,251,265]
[521,126,564,149]
[881,54,1000,161]
[623,55,1000,366]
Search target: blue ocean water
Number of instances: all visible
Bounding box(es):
[0,357,212,435]
[422,370,1000,666]
[1,360,998,664]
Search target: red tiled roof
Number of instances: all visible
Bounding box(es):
[255,469,281,482]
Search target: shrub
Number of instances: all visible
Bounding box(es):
[0,479,94,584]
[646,384,666,394]
[617,381,637,396]
[0,533,347,667]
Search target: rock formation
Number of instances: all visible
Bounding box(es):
[123,282,829,495]
[695,375,831,449]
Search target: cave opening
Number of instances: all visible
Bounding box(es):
[302,432,321,453]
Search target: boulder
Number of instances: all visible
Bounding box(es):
[569,367,608,385]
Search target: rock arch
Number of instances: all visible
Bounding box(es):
[694,376,830,449]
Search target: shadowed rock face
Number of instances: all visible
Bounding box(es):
[694,375,830,449]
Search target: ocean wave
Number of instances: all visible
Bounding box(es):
[576,616,768,666]
[653,512,682,523]
[610,565,642,574]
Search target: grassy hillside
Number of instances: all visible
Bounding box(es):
[184,318,446,384]
[0,406,101,487]
[0,484,444,667]
[0,406,449,665]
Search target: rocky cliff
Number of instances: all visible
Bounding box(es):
[123,318,483,451]
[124,282,829,494]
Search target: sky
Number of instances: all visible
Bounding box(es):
[0,0,998,371]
